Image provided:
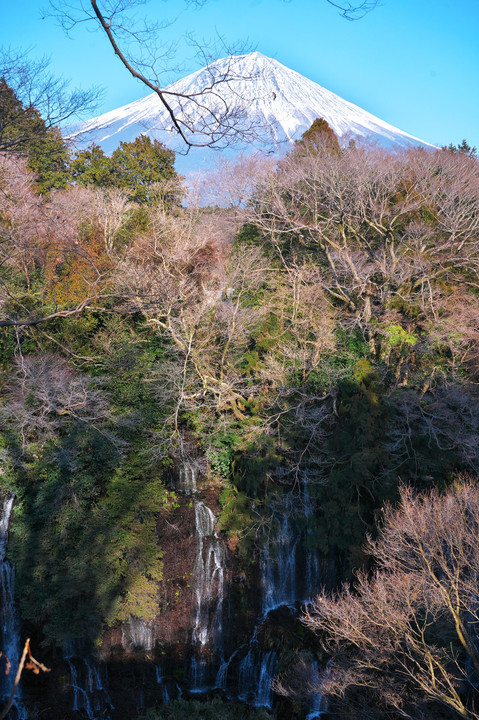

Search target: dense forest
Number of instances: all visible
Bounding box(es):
[1,76,479,720]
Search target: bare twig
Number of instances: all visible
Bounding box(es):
[0,639,50,720]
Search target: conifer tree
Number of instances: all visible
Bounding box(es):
[69,142,114,188]
[295,116,341,154]
[110,135,177,204]
[444,138,477,158]
[0,77,70,193]
[71,135,179,205]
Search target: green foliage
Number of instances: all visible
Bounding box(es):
[443,138,477,158]
[294,116,340,154]
[101,465,167,623]
[111,136,177,204]
[70,143,114,187]
[205,444,233,478]
[384,324,418,348]
[27,126,70,193]
[307,363,396,555]
[235,222,261,247]
[218,483,258,546]
[1,315,178,643]
[8,429,122,642]
[0,78,70,192]
[2,124,479,663]
[8,439,169,641]
[231,438,283,496]
[71,135,180,204]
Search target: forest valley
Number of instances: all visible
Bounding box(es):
[1,78,479,720]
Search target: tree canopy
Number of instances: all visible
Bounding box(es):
[0,77,70,192]
[304,482,479,720]
[71,135,179,204]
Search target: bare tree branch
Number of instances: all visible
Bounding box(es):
[49,0,378,150]
[326,0,379,20]
[0,639,50,720]
[0,46,103,129]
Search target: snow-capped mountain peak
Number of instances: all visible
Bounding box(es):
[66,52,434,171]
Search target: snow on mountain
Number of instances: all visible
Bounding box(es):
[66,51,435,173]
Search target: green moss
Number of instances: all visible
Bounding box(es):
[384,324,418,348]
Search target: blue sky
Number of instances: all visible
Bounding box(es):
[2,0,479,150]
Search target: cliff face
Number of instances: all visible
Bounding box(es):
[14,459,327,720]
[3,134,477,720]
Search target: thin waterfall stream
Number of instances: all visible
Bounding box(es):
[190,499,225,691]
[0,459,328,719]
[0,495,27,720]
[212,479,328,713]
[64,641,114,720]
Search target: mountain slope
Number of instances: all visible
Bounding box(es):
[66,52,434,171]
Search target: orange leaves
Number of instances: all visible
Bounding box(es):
[43,224,114,307]
[0,158,117,315]
[0,653,11,676]
[23,638,50,675]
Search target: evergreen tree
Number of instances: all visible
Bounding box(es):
[0,77,70,193]
[70,143,114,188]
[444,138,477,158]
[110,135,178,204]
[294,116,340,154]
[71,135,179,205]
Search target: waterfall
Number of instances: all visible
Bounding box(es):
[174,463,197,495]
[256,651,277,708]
[155,665,170,704]
[262,481,325,613]
[237,649,277,708]
[304,661,324,719]
[137,678,145,715]
[190,656,208,693]
[0,495,27,720]
[305,705,323,719]
[192,501,225,649]
[64,643,113,720]
[215,479,327,709]
[261,513,300,613]
[0,498,14,554]
[216,617,277,709]
[214,645,244,692]
[303,476,322,604]
[214,659,229,692]
[121,617,154,651]
[192,501,225,647]
[190,500,225,690]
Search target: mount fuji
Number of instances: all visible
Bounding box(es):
[66,52,435,172]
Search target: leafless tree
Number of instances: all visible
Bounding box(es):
[0,47,102,152]
[249,145,479,360]
[114,204,266,422]
[388,383,479,477]
[198,152,276,209]
[106,185,338,464]
[48,0,261,150]
[303,481,479,720]
[326,0,378,20]
[0,154,120,328]
[0,354,118,453]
